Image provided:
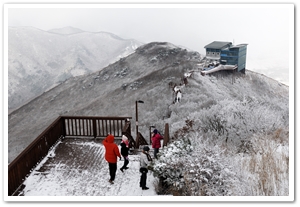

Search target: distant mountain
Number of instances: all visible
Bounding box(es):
[48,26,84,35]
[8,42,289,164]
[8,26,144,111]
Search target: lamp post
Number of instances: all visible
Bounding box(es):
[149,125,156,144]
[135,100,144,148]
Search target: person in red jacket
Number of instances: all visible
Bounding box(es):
[151,129,163,159]
[102,134,121,184]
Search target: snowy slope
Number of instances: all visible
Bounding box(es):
[7,42,290,197]
[8,26,143,110]
[8,42,288,163]
[8,42,201,163]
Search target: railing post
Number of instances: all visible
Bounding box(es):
[92,118,97,139]
[61,116,66,137]
[163,123,169,147]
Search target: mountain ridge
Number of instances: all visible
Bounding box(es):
[8,42,289,164]
[8,26,144,111]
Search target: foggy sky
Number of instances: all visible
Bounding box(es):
[6,3,294,85]
[1,2,298,205]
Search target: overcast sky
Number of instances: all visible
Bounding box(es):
[5,3,294,85]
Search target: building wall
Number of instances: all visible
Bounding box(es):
[237,46,247,71]
[206,48,221,60]
[220,48,238,66]
[220,45,247,72]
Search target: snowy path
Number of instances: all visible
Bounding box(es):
[19,139,158,197]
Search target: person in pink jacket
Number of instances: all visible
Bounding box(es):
[151,129,163,159]
[102,134,121,184]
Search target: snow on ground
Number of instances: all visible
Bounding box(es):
[19,139,159,198]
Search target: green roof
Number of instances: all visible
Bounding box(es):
[204,41,232,49]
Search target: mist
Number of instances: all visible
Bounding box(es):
[6,4,293,85]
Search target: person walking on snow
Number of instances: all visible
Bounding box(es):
[139,146,152,190]
[120,135,130,172]
[151,129,163,159]
[102,134,121,184]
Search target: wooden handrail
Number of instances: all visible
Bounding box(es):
[61,116,131,139]
[8,116,132,196]
[8,116,64,196]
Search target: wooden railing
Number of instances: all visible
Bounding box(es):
[8,116,64,196]
[62,116,131,138]
[8,116,132,196]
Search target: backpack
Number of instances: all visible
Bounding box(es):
[146,153,152,162]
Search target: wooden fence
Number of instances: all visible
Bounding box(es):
[8,116,132,196]
[63,116,131,138]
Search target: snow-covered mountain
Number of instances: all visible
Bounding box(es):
[8,26,143,111]
[47,26,84,35]
[8,42,289,196]
[8,41,288,162]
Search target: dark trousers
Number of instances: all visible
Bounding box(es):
[140,173,147,188]
[121,156,129,170]
[108,163,117,181]
[139,168,148,188]
[154,148,159,159]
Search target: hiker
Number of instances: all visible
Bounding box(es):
[139,146,152,190]
[102,134,121,184]
[151,129,163,159]
[120,135,130,172]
